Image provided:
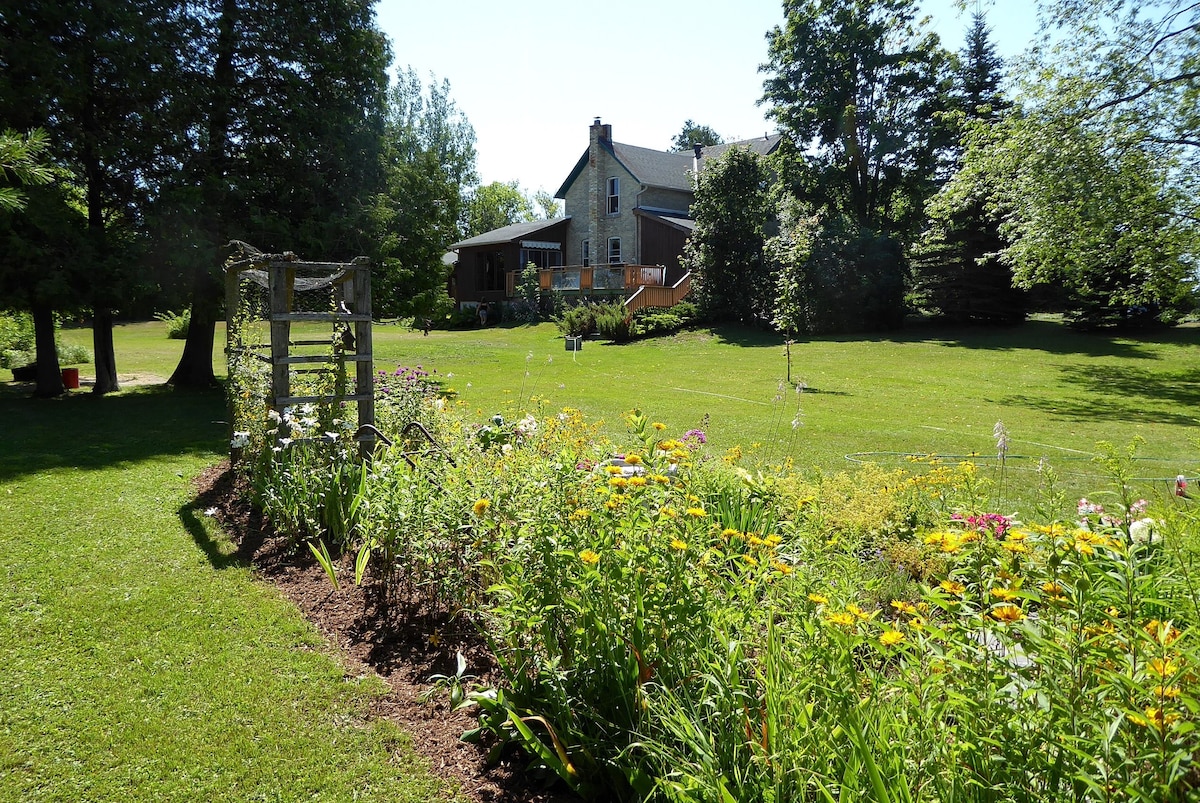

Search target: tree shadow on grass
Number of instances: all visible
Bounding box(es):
[999,362,1200,427]
[798,320,1200,359]
[0,382,227,483]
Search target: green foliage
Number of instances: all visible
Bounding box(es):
[594,302,632,343]
[762,0,952,240]
[671,120,723,151]
[631,303,698,338]
[0,128,53,212]
[370,68,475,319]
[556,302,600,337]
[506,263,544,324]
[938,1,1200,329]
[684,147,773,324]
[463,180,536,237]
[154,308,191,339]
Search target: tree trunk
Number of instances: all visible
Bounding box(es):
[91,306,120,394]
[168,283,219,387]
[168,0,236,389]
[32,304,64,398]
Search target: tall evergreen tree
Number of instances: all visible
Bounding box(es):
[165,0,392,387]
[0,0,191,393]
[912,11,1026,324]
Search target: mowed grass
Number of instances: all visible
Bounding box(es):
[367,318,1200,498]
[48,315,1200,495]
[0,385,451,802]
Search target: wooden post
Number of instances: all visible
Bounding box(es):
[269,263,292,410]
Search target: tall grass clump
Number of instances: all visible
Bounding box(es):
[227,328,1200,802]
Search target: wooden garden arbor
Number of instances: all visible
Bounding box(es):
[224,243,375,447]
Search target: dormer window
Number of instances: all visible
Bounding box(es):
[607,177,619,215]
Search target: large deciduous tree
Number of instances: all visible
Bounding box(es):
[671,120,724,151]
[761,0,952,331]
[367,68,477,319]
[684,146,773,324]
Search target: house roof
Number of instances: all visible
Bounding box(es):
[554,133,784,199]
[448,217,569,250]
[636,208,696,233]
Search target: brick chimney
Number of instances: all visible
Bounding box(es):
[588,118,611,263]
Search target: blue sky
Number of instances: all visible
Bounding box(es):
[374,0,1043,197]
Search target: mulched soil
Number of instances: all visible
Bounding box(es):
[193,462,576,803]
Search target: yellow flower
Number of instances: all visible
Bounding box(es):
[652,422,666,431]
[939,580,966,596]
[825,612,856,628]
[991,604,1025,623]
[670,538,688,551]
[659,506,679,519]
[747,534,767,547]
[472,498,491,517]
[609,477,629,488]
[624,453,643,465]
[721,527,741,539]
[1147,657,1180,678]
[771,560,793,575]
[686,507,707,518]
[1154,685,1182,700]
[569,508,592,521]
[1130,707,1180,730]
[880,629,906,647]
[807,593,829,605]
[890,600,917,615]
[846,603,872,621]
[1144,620,1182,646]
[765,534,783,547]
[1001,540,1030,554]
[1041,581,1064,595]
[990,587,1019,602]
[628,475,648,487]
[742,554,759,567]
[579,549,600,565]
[652,474,671,484]
[604,464,623,475]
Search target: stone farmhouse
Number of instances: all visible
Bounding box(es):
[448,118,781,312]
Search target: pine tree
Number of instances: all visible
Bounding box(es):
[912,11,1025,325]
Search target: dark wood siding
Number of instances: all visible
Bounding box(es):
[637,214,691,285]
[451,219,572,304]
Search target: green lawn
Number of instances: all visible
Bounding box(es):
[0,385,451,801]
[367,319,1200,496]
[48,316,1200,495]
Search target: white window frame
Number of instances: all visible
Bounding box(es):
[607,237,622,264]
[581,238,590,267]
[607,177,619,215]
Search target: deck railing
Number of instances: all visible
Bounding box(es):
[624,272,692,314]
[534,265,666,295]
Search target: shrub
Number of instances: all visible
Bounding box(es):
[555,303,598,337]
[631,301,698,338]
[593,301,631,342]
[0,311,35,368]
[154,309,191,339]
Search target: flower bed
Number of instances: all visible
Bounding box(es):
[228,358,1200,802]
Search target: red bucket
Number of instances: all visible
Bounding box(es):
[61,368,79,389]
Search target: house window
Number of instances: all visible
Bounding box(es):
[581,239,590,267]
[519,246,561,271]
[607,237,622,264]
[607,177,619,215]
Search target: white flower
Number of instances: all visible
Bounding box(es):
[267,409,281,423]
[1130,518,1161,544]
[230,431,250,449]
[203,507,218,517]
